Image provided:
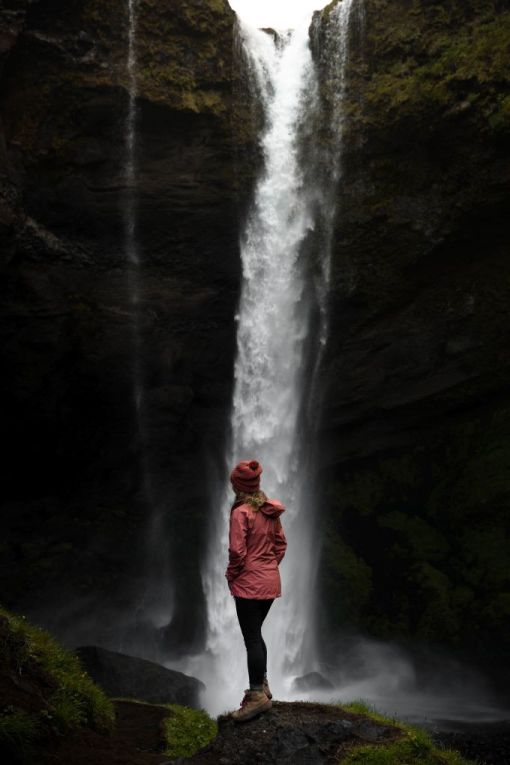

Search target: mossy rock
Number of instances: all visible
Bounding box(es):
[0,605,114,759]
[341,700,475,764]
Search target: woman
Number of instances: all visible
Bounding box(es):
[225,459,287,722]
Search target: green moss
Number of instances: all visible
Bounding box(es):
[322,525,373,625]
[342,5,510,133]
[320,0,341,22]
[0,707,40,757]
[340,700,476,764]
[321,399,510,656]
[111,698,217,757]
[377,512,449,562]
[0,606,115,734]
[161,704,217,759]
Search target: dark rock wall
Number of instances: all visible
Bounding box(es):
[1,0,509,690]
[0,0,251,655]
[314,0,510,690]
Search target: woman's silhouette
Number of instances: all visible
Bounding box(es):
[225,459,287,722]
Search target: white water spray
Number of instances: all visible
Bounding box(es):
[124,0,142,412]
[180,5,359,716]
[125,0,138,269]
[121,0,174,653]
[213,18,320,697]
[190,0,510,726]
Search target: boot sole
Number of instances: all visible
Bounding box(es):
[232,699,272,722]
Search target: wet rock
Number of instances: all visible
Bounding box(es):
[313,0,510,688]
[185,700,401,764]
[0,0,253,656]
[75,645,205,708]
[292,672,335,691]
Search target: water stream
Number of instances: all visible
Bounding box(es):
[178,3,358,716]
[121,0,175,655]
[128,0,507,726]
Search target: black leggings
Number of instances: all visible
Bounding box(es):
[234,596,274,689]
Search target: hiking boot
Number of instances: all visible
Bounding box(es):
[263,676,273,700]
[231,689,271,722]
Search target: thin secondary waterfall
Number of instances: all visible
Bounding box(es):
[181,2,358,716]
[124,0,141,417]
[122,0,174,653]
[125,0,138,270]
[311,0,359,357]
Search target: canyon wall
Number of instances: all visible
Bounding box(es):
[1,0,509,689]
[315,0,510,691]
[0,0,249,654]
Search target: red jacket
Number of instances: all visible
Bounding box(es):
[225,498,287,599]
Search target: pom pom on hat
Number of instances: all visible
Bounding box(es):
[230,459,263,493]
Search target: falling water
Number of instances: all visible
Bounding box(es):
[124,0,138,270]
[121,0,175,654]
[217,17,320,690]
[124,0,141,405]
[178,3,357,716]
[168,0,510,727]
[312,0,358,347]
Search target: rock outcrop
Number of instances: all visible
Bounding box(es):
[75,645,204,707]
[0,0,252,656]
[1,0,509,695]
[184,701,402,765]
[313,0,510,692]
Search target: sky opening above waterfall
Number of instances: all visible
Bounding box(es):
[228,0,331,29]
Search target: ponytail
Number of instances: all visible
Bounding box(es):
[234,489,268,511]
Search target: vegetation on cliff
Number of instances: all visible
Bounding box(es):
[359,3,510,133]
[342,701,473,764]
[315,0,510,685]
[1,608,475,764]
[0,605,114,758]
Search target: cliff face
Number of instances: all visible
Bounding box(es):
[1,0,509,687]
[315,0,510,687]
[0,0,250,654]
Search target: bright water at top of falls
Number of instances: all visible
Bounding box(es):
[174,3,358,717]
[167,1,508,727]
[184,16,327,716]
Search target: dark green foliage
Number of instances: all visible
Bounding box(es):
[337,1,510,134]
[320,404,510,660]
[315,0,510,678]
[341,700,476,764]
[162,703,218,758]
[0,605,114,757]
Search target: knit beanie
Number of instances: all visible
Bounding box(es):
[230,460,263,493]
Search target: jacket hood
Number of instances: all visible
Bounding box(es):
[259,499,285,518]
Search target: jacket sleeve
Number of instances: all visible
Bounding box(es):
[225,507,250,583]
[274,518,287,564]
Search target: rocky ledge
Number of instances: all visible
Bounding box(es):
[185,700,402,764]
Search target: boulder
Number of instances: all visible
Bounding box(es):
[75,645,204,708]
[291,671,334,692]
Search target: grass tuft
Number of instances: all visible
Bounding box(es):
[162,703,217,758]
[0,707,40,756]
[0,605,115,737]
[340,698,477,765]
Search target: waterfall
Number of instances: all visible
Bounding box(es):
[176,2,358,716]
[124,0,141,412]
[311,0,359,360]
[125,0,138,268]
[121,0,174,655]
[205,18,321,703]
